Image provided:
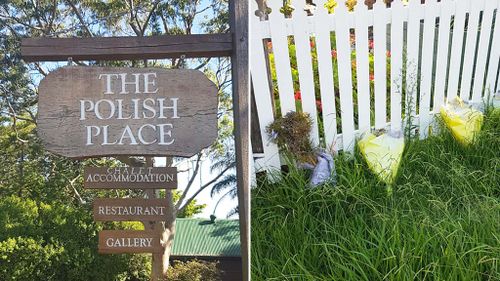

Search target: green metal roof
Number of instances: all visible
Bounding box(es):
[172,218,241,257]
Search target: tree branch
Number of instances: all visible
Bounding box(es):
[126,0,141,36]
[175,153,203,210]
[66,175,85,204]
[140,0,161,35]
[177,164,232,214]
[32,62,48,76]
[65,0,93,37]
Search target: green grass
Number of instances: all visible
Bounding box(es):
[251,109,500,281]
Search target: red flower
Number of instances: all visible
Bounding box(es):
[369,73,375,81]
[369,40,374,49]
[316,100,322,112]
[294,91,301,100]
[310,41,315,48]
[386,51,391,57]
[331,49,337,59]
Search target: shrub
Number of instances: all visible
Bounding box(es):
[164,260,221,281]
[0,195,147,281]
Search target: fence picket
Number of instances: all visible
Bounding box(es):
[314,0,339,151]
[250,0,281,170]
[460,0,482,101]
[334,1,355,152]
[471,0,496,102]
[390,0,405,133]
[419,0,438,139]
[292,0,320,146]
[267,0,296,115]
[354,1,371,134]
[373,0,388,129]
[485,0,500,96]
[447,0,468,99]
[433,0,453,112]
[405,0,423,130]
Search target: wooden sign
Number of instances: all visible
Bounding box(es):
[93,198,169,221]
[98,230,162,254]
[84,167,177,189]
[37,66,218,158]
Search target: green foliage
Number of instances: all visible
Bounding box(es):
[252,111,500,280]
[173,191,206,218]
[0,237,64,281]
[0,195,150,281]
[266,111,316,164]
[164,260,221,281]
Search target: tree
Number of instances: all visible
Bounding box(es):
[210,143,238,218]
[0,0,234,278]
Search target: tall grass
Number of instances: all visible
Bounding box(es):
[251,110,500,281]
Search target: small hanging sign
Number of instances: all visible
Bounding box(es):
[84,167,177,189]
[93,198,169,221]
[98,230,162,254]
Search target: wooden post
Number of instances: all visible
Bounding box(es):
[144,157,163,281]
[229,0,250,280]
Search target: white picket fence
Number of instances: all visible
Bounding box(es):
[250,0,500,171]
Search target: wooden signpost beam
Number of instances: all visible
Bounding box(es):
[144,157,164,281]
[21,34,232,61]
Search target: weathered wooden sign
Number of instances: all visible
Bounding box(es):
[93,198,169,221]
[98,230,162,254]
[84,167,177,189]
[37,66,218,158]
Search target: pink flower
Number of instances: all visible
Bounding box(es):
[369,40,374,49]
[294,91,302,100]
[331,49,337,59]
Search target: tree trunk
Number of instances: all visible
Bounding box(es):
[160,189,176,276]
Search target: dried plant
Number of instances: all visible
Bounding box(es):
[266,111,316,164]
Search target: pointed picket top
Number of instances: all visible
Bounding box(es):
[336,0,348,13]
[425,0,438,7]
[267,0,284,17]
[251,0,267,21]
[315,0,329,15]
[291,0,307,18]
[392,0,404,9]
[408,0,420,9]
[438,0,450,9]
[355,0,368,11]
[374,0,386,9]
